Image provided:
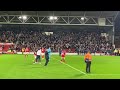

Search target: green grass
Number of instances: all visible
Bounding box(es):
[0,54,120,79]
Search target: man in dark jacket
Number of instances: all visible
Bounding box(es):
[76,47,80,55]
[58,47,62,56]
[44,48,50,66]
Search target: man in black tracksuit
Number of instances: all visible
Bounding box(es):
[76,47,80,55]
[44,50,49,66]
[58,47,62,56]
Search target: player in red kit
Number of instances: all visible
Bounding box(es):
[41,47,45,60]
[24,47,29,59]
[60,49,66,63]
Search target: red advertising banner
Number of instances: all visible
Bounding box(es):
[0,43,14,45]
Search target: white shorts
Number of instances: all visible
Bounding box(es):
[41,53,44,56]
[24,52,29,54]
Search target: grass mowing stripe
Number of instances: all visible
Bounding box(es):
[89,74,120,75]
[52,57,120,76]
[51,57,86,75]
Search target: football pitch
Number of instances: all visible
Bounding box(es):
[0,54,120,79]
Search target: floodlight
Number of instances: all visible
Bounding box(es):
[49,16,54,20]
[22,15,27,20]
[54,16,57,20]
[81,17,85,20]
[19,16,22,19]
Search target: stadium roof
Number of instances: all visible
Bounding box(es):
[0,11,118,26]
[0,11,118,18]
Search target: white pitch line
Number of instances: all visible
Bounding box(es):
[51,57,86,75]
[51,57,120,76]
[62,62,86,75]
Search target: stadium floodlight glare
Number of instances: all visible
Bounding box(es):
[22,15,27,20]
[81,17,85,20]
[49,16,54,20]
[18,16,22,19]
[54,16,57,20]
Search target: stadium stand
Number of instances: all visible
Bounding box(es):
[0,25,114,53]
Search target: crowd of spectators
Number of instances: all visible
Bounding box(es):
[0,25,114,53]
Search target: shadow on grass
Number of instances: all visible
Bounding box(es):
[18,64,44,68]
[70,73,86,78]
[20,63,44,66]
[31,66,44,68]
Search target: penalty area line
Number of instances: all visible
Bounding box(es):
[51,57,86,75]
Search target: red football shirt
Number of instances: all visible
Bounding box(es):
[41,48,45,53]
[61,50,66,57]
[25,48,29,52]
